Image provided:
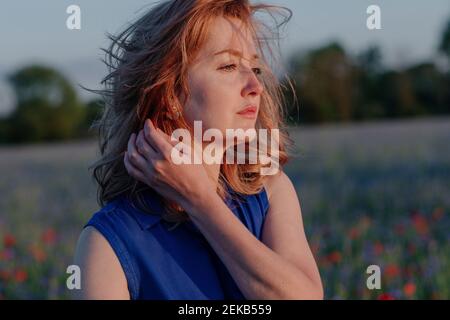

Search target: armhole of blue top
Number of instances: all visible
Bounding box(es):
[84,216,139,300]
[261,186,270,216]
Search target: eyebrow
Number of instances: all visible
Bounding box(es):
[213,49,259,61]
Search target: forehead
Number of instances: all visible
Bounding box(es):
[200,16,259,61]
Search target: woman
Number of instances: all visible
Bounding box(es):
[74,0,323,300]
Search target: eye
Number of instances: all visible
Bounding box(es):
[252,67,263,76]
[220,64,237,72]
[220,64,263,76]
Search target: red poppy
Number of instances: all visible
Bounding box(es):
[29,245,47,263]
[41,228,57,245]
[327,251,342,264]
[373,241,384,256]
[13,269,27,283]
[411,212,429,236]
[385,264,400,278]
[403,282,416,298]
[3,234,16,248]
[377,293,395,300]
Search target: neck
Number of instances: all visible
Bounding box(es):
[203,162,221,188]
[201,140,224,189]
[188,136,227,190]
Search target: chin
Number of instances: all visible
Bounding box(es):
[236,120,256,129]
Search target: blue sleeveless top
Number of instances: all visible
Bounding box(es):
[84,185,269,300]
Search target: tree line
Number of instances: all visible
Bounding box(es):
[282,18,450,124]
[0,65,103,144]
[0,18,449,143]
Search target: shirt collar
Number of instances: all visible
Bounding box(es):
[119,189,164,230]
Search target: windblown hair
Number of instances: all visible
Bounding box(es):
[88,0,296,226]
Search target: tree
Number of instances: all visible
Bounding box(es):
[78,98,105,138]
[286,42,357,124]
[406,63,447,115]
[439,18,450,59]
[438,17,450,110]
[357,45,384,75]
[7,65,85,143]
[354,45,386,120]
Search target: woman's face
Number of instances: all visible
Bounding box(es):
[181,16,264,141]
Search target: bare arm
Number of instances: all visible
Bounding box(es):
[186,171,323,300]
[123,122,323,299]
[72,226,130,300]
[261,171,323,298]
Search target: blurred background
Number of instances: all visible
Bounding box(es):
[0,0,449,299]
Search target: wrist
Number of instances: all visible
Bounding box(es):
[183,184,219,217]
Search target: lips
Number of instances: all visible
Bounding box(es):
[237,105,257,115]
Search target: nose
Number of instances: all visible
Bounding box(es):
[241,66,264,98]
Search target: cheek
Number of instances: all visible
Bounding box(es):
[184,81,236,129]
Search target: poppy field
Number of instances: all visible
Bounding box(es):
[0,116,449,299]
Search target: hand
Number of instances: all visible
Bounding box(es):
[123,119,215,214]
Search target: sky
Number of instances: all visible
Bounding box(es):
[0,0,449,115]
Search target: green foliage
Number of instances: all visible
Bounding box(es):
[1,17,450,143]
[286,42,356,124]
[77,98,105,138]
[439,18,450,58]
[0,65,107,144]
[284,21,450,125]
[3,65,87,143]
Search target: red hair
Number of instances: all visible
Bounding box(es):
[89,0,296,226]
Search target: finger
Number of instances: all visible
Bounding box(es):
[142,121,160,153]
[136,129,160,161]
[124,151,148,183]
[144,119,173,160]
[155,128,184,162]
[127,133,150,172]
[156,127,178,147]
[127,150,158,185]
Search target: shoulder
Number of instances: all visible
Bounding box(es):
[261,169,303,224]
[73,195,156,300]
[73,225,130,299]
[263,170,296,203]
